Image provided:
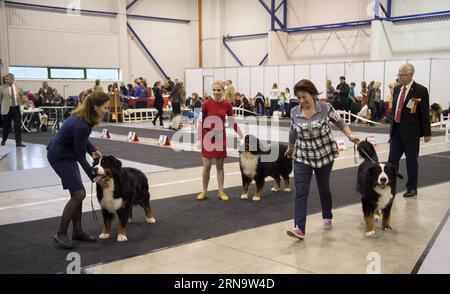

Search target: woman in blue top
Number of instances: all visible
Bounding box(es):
[48,92,110,249]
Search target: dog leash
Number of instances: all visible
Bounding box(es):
[353,141,378,165]
[90,181,98,221]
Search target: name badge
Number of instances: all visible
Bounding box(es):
[406,99,415,109]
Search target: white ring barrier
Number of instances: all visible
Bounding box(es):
[233,107,261,118]
[336,110,383,126]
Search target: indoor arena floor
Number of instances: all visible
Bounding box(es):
[0,120,449,274]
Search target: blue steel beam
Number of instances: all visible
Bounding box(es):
[4,0,117,17]
[387,10,450,23]
[224,33,268,40]
[127,22,169,79]
[374,0,381,19]
[126,0,139,11]
[285,19,371,33]
[258,0,284,29]
[380,3,388,18]
[386,0,392,18]
[271,0,275,31]
[275,1,284,13]
[283,0,287,30]
[127,14,190,23]
[258,53,268,66]
[222,37,243,66]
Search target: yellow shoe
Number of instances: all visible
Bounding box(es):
[217,192,229,201]
[197,192,207,200]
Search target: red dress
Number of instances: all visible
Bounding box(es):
[201,99,237,159]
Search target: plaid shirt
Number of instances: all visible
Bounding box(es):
[289,102,347,168]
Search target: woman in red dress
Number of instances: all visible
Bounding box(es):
[197,81,244,201]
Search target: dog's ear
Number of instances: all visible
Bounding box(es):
[109,156,122,169]
[92,156,100,166]
[386,162,403,179]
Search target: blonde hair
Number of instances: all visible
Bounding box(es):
[72,91,110,126]
[212,80,225,91]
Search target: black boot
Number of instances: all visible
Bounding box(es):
[72,231,97,242]
[54,233,73,249]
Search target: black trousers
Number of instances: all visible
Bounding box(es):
[2,106,22,144]
[153,106,164,125]
[388,124,420,191]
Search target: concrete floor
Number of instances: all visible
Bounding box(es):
[0,122,449,273]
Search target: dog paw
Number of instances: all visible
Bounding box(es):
[128,218,132,224]
[271,187,280,192]
[284,188,291,192]
[240,194,248,200]
[117,234,128,242]
[365,231,376,237]
[382,225,392,231]
[99,233,110,240]
[252,196,261,202]
[146,217,156,224]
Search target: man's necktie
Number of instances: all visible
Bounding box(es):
[395,86,407,123]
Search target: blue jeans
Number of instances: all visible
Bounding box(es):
[279,103,285,116]
[293,161,334,233]
[269,100,278,116]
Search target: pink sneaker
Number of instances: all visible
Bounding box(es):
[286,227,305,240]
[323,219,333,230]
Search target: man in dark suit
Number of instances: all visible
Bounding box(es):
[388,63,431,198]
[1,73,27,147]
[336,76,350,111]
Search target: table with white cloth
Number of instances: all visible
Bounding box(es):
[40,106,75,126]
[20,107,43,132]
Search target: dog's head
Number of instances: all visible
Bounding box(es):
[92,155,122,178]
[357,139,378,162]
[239,134,263,154]
[367,162,403,190]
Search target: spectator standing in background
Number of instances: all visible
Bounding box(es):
[93,79,104,93]
[37,81,54,106]
[336,76,350,111]
[269,83,279,116]
[224,80,235,104]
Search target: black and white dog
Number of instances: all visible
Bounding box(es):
[239,134,292,201]
[356,140,403,237]
[93,156,156,242]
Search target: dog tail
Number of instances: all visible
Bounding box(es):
[357,140,379,162]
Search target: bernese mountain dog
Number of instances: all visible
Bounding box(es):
[356,140,403,237]
[239,134,293,201]
[92,155,156,242]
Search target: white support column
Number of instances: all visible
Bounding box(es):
[370,20,393,60]
[117,0,129,82]
[267,31,290,65]
[0,0,10,78]
[202,0,225,67]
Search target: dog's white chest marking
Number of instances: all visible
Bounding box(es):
[100,179,122,213]
[240,152,260,179]
[374,186,392,210]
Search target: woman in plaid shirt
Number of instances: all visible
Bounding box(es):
[285,79,359,240]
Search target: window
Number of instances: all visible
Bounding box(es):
[9,66,120,81]
[87,69,120,81]
[49,68,85,79]
[9,66,48,79]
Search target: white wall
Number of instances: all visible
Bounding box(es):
[186,58,450,108]
[202,0,268,67]
[389,0,450,58]
[5,0,119,68]
[127,0,197,83]
[2,0,198,97]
